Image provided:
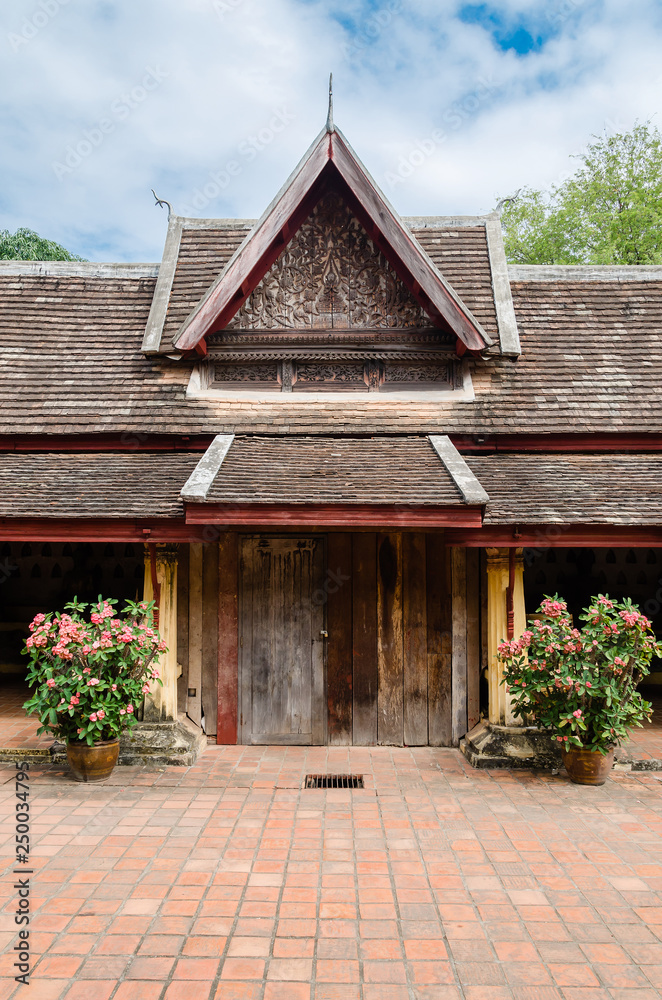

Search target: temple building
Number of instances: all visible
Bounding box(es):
[1,117,661,765]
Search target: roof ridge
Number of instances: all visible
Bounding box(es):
[0,261,159,278]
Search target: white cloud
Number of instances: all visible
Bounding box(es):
[0,0,661,260]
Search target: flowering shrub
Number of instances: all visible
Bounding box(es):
[23,597,165,746]
[498,594,660,754]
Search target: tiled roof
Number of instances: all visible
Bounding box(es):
[468,453,662,525]
[1,272,662,437]
[0,452,200,517]
[410,225,499,340]
[162,224,248,345]
[204,436,464,504]
[159,219,499,347]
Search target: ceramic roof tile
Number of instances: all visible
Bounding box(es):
[0,452,200,517]
[204,435,464,504]
[468,453,662,524]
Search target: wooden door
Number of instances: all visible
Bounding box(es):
[239,536,325,745]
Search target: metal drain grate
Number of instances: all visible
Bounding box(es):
[304,773,364,789]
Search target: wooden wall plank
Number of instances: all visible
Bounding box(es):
[326,533,353,745]
[377,532,403,745]
[217,533,238,744]
[176,543,190,717]
[427,534,452,746]
[451,546,468,746]
[352,532,378,745]
[187,543,203,727]
[201,541,219,737]
[403,532,428,746]
[466,547,481,732]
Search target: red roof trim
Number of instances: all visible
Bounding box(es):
[184,503,483,528]
[1,518,660,545]
[172,128,492,354]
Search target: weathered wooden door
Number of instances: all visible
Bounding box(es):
[239,536,326,745]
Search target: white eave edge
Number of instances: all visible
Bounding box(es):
[429,435,489,505]
[485,212,521,358]
[180,434,235,501]
[142,215,184,355]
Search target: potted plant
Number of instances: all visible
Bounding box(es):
[498,594,659,785]
[23,597,165,782]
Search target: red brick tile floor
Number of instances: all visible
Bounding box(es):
[0,678,53,751]
[618,689,662,763]
[3,746,662,999]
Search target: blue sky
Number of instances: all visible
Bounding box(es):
[1,0,661,261]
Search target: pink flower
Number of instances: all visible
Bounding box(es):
[126,704,134,714]
[89,713,98,722]
[111,684,117,691]
[586,682,592,688]
[77,728,82,734]
[96,710,105,720]
[142,683,150,693]
[572,709,582,718]
[46,678,57,688]
[119,709,126,715]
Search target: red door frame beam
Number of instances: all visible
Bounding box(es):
[446,525,662,547]
[1,433,662,454]
[2,518,662,546]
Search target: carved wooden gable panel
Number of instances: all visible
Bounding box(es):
[226,192,433,331]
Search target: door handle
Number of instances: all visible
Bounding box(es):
[320,630,328,638]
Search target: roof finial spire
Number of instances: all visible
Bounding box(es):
[326,73,334,132]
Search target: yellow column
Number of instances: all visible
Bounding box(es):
[142,543,178,722]
[486,547,525,726]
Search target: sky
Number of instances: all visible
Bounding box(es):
[1,0,661,262]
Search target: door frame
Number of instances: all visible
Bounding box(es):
[237,533,327,746]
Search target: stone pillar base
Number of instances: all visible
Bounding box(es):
[460,720,563,770]
[43,716,207,769]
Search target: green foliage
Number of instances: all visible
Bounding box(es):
[500,123,662,265]
[22,597,165,746]
[498,594,659,753]
[0,227,86,261]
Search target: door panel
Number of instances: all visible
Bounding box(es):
[239,536,325,745]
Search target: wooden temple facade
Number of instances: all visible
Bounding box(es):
[1,119,662,758]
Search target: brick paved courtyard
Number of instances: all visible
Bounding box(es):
[2,747,662,1000]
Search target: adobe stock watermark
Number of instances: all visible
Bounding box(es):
[181,107,295,215]
[8,0,70,54]
[342,0,403,62]
[546,0,588,28]
[0,556,18,585]
[534,115,627,199]
[384,76,498,189]
[212,0,246,18]
[52,65,169,181]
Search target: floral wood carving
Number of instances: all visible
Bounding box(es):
[227,192,434,330]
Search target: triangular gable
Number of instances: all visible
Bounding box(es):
[226,192,435,331]
[172,126,494,354]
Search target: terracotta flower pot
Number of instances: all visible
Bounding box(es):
[561,745,615,786]
[66,738,119,782]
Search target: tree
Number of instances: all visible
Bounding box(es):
[0,227,86,261]
[500,123,662,265]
